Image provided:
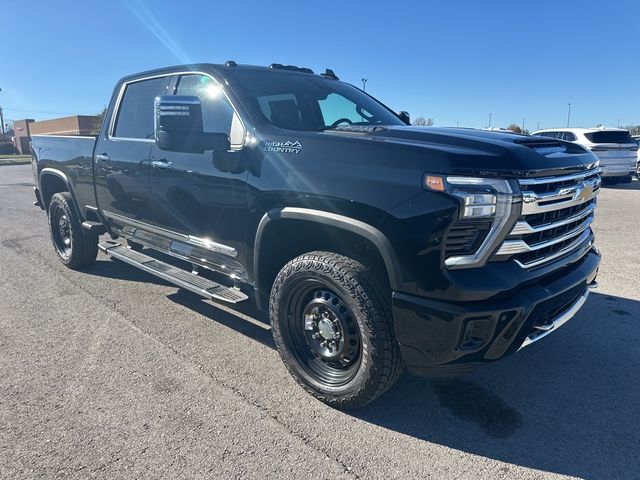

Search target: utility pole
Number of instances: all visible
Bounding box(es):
[617,119,622,128]
[361,78,367,92]
[522,118,526,133]
[537,121,541,131]
[0,88,4,141]
[566,103,571,128]
[488,112,493,129]
[0,107,4,142]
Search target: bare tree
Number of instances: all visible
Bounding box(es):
[622,125,640,135]
[90,107,107,135]
[413,117,434,127]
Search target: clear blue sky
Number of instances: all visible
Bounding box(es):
[1,0,638,130]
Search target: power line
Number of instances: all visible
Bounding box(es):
[2,107,91,116]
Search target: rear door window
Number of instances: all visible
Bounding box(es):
[584,131,634,144]
[537,131,558,139]
[114,76,171,139]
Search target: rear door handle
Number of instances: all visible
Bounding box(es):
[96,153,111,163]
[152,160,172,169]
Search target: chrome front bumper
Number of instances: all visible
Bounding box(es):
[518,280,597,350]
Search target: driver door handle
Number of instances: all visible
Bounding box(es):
[96,153,111,163]
[152,160,172,169]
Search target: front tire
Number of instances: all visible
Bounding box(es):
[270,251,403,409]
[48,192,98,269]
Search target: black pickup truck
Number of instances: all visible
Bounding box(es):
[32,62,600,408]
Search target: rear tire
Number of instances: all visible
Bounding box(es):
[270,251,403,409]
[48,192,98,269]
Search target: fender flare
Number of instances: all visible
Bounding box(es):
[38,168,83,218]
[253,207,404,296]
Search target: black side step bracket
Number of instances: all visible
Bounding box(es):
[82,221,106,234]
[98,241,248,304]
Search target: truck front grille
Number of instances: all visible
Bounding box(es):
[494,167,600,268]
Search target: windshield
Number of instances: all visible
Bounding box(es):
[226,69,405,131]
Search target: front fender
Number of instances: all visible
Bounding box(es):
[253,207,405,309]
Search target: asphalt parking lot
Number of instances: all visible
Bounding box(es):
[1,164,639,479]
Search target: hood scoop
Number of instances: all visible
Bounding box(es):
[515,139,566,156]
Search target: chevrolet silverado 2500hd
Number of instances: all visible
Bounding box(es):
[32,63,600,408]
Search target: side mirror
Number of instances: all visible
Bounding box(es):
[398,111,411,125]
[154,95,230,153]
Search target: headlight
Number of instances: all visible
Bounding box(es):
[423,174,521,269]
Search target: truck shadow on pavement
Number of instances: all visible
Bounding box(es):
[603,178,640,190]
[82,256,275,349]
[85,256,640,478]
[353,291,640,479]
[166,290,276,350]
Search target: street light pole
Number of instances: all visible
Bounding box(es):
[522,118,526,133]
[566,103,571,128]
[488,112,493,129]
[0,107,4,142]
[361,78,367,92]
[0,88,5,141]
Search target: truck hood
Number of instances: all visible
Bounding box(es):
[323,126,599,178]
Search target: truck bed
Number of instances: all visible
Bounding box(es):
[31,135,97,167]
[31,135,97,212]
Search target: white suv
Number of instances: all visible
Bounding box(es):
[633,135,640,179]
[532,128,638,183]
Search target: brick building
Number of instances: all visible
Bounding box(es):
[13,115,100,154]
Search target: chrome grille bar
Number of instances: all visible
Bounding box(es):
[521,177,600,214]
[514,229,593,269]
[511,201,596,235]
[497,214,594,255]
[494,166,600,268]
[518,167,601,185]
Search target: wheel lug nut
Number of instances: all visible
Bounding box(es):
[312,333,320,340]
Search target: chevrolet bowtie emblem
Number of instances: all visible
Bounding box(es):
[574,182,593,202]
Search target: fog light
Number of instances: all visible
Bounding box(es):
[459,317,491,351]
